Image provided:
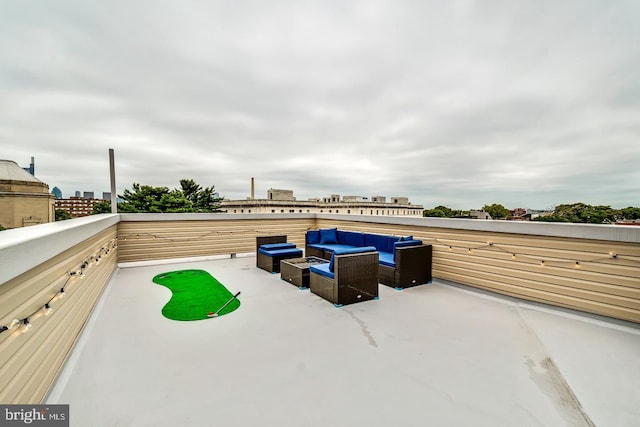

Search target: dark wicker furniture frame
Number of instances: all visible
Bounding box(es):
[309,251,379,306]
[305,245,326,259]
[280,257,329,288]
[380,244,433,289]
[256,235,293,273]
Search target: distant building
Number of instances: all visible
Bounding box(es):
[75,191,81,197]
[223,187,422,216]
[343,196,369,203]
[22,156,35,175]
[322,195,341,203]
[0,159,55,229]
[51,186,63,199]
[102,192,111,200]
[83,191,95,199]
[391,197,409,204]
[54,196,101,218]
[470,211,492,220]
[510,208,528,221]
[267,189,295,201]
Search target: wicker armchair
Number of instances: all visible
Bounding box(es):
[379,244,432,289]
[309,248,379,307]
[256,235,302,273]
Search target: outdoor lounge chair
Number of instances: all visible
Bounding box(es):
[256,235,302,273]
[309,246,379,306]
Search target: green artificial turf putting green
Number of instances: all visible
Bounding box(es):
[152,269,240,321]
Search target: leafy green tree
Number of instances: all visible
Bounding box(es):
[117,180,223,213]
[0,224,5,231]
[179,179,223,212]
[424,205,453,217]
[93,201,112,214]
[619,207,640,220]
[482,203,510,219]
[55,209,72,221]
[118,184,189,213]
[531,202,636,224]
[423,206,470,218]
[541,203,618,224]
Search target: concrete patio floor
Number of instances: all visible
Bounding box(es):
[47,255,640,427]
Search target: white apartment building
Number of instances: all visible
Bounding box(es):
[222,188,423,216]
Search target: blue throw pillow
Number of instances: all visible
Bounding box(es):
[319,228,338,244]
[307,230,320,244]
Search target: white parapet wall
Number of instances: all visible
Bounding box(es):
[0,214,119,403]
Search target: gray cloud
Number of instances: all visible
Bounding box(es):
[1,0,638,209]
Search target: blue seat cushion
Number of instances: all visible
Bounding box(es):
[378,251,395,267]
[319,228,338,244]
[260,243,296,250]
[315,243,356,253]
[307,243,327,251]
[306,230,320,244]
[394,239,422,249]
[310,263,334,279]
[329,246,377,272]
[258,248,303,257]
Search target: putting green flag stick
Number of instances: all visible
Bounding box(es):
[208,291,241,318]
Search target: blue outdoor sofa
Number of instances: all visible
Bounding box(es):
[305,228,432,289]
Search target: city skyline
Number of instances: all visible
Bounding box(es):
[2,1,639,210]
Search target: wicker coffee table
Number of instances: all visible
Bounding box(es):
[280,257,329,288]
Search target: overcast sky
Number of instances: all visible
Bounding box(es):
[1,1,638,210]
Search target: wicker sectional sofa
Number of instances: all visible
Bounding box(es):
[305,228,432,289]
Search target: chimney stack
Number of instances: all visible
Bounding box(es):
[250,177,255,199]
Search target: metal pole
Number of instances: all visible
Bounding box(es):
[109,149,117,213]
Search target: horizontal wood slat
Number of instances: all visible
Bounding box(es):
[117,218,315,263]
[0,225,117,403]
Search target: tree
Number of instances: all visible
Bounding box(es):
[423,205,470,218]
[535,203,618,224]
[530,202,637,224]
[118,184,189,213]
[482,203,510,219]
[179,179,223,212]
[619,207,640,220]
[532,215,570,223]
[93,201,112,214]
[424,205,453,217]
[0,224,5,231]
[116,180,223,213]
[55,209,72,221]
